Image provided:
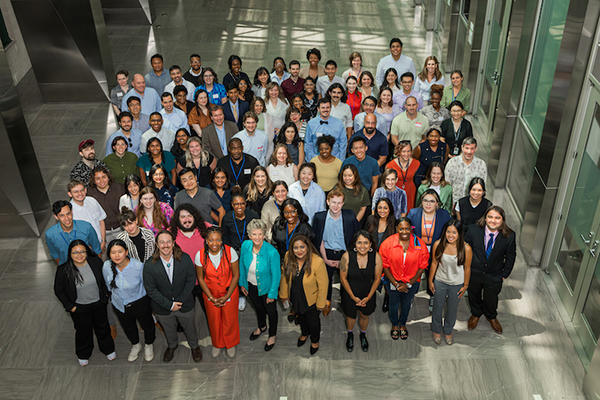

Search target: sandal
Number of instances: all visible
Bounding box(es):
[400,329,408,340]
[391,329,400,340]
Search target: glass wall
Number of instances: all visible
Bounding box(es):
[521,0,571,144]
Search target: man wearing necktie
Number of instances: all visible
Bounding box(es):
[464,206,516,334]
[223,83,249,130]
[304,98,347,160]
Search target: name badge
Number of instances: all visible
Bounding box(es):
[316,132,323,137]
[271,170,279,176]
[438,116,444,121]
[213,93,219,98]
[117,92,123,97]
[415,122,422,128]
[452,146,459,155]
[244,168,251,174]
[257,146,264,153]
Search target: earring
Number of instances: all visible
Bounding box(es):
[369,247,373,252]
[353,247,357,252]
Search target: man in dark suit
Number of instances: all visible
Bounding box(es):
[464,206,516,334]
[312,189,360,316]
[143,230,203,362]
[202,105,239,160]
[222,83,250,130]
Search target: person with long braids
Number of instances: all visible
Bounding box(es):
[195,226,240,358]
[102,239,156,362]
[53,240,116,366]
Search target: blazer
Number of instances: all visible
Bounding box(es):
[143,252,197,315]
[311,209,360,251]
[223,100,250,130]
[464,224,516,284]
[407,207,452,247]
[238,240,281,299]
[279,255,329,309]
[54,256,109,312]
[202,121,239,160]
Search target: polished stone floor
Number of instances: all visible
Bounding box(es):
[1,0,588,399]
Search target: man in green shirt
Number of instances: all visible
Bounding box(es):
[389,96,429,149]
[103,137,140,184]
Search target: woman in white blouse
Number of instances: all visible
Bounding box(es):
[415,56,445,104]
[264,82,289,134]
[288,162,325,225]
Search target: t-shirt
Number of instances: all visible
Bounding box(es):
[130,231,146,263]
[174,187,223,223]
[75,263,100,305]
[310,156,343,192]
[341,186,370,218]
[341,156,380,191]
[195,248,239,268]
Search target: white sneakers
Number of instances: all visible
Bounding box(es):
[144,344,154,361]
[78,359,88,366]
[106,351,117,361]
[226,346,236,358]
[238,297,247,311]
[128,343,142,362]
[213,346,236,358]
[212,346,221,358]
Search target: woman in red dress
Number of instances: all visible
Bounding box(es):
[386,140,421,212]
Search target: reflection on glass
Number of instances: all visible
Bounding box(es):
[582,263,600,342]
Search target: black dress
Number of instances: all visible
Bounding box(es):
[458,196,492,230]
[341,251,377,317]
[440,118,473,156]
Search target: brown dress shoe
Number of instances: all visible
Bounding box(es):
[488,318,503,334]
[163,345,177,362]
[467,315,480,330]
[322,300,331,317]
[191,346,203,362]
[110,324,117,340]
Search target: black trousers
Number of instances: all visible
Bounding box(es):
[468,277,503,320]
[297,307,321,343]
[70,300,115,360]
[325,249,344,301]
[113,295,156,345]
[247,283,278,337]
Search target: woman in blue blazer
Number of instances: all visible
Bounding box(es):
[239,219,282,351]
[407,189,452,309]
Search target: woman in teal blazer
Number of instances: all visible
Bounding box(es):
[239,219,282,351]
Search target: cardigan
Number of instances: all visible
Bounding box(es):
[117,228,156,263]
[279,255,328,309]
[238,240,281,299]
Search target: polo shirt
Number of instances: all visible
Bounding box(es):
[144,69,171,95]
[281,76,305,100]
[389,112,429,149]
[174,187,223,222]
[350,129,389,161]
[341,155,380,191]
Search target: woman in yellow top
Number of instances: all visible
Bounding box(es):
[310,135,343,193]
[279,234,328,356]
[440,70,471,113]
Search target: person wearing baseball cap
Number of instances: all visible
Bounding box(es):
[70,139,108,186]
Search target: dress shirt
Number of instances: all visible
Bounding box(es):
[281,76,305,100]
[45,220,102,264]
[160,108,188,132]
[323,212,345,251]
[70,159,107,186]
[415,75,445,101]
[445,155,488,204]
[164,79,196,102]
[304,116,347,160]
[102,258,147,313]
[105,128,143,157]
[70,197,106,242]
[329,102,353,129]
[389,112,429,149]
[316,75,346,97]
[341,155,380,190]
[145,69,171,94]
[288,181,326,225]
[484,227,498,252]
[215,124,228,156]
[122,88,162,114]
[131,113,150,133]
[140,128,175,153]
[379,233,429,283]
[161,255,175,284]
[195,83,227,105]
[393,90,424,112]
[375,54,417,88]
[353,112,388,134]
[270,71,291,85]
[233,129,269,167]
[87,183,126,230]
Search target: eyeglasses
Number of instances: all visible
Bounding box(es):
[158,240,173,245]
[422,199,437,204]
[71,251,87,256]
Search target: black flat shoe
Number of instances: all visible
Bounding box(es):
[287,312,296,323]
[264,337,276,352]
[249,326,266,341]
[346,332,354,352]
[360,333,369,352]
[310,345,319,355]
[297,336,308,347]
[382,292,389,313]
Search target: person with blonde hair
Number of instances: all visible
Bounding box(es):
[415,56,445,103]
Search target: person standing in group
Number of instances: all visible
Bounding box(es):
[53,240,116,366]
[440,101,473,159]
[386,140,420,212]
[117,209,155,263]
[415,56,445,104]
[416,162,453,214]
[143,231,202,363]
[380,217,429,340]
[429,219,472,345]
[261,180,288,241]
[279,234,328,355]
[135,186,173,235]
[243,166,273,216]
[304,98,347,161]
[310,135,343,193]
[413,127,448,185]
[464,206,516,334]
[375,38,417,88]
[195,227,240,358]
[455,177,492,230]
[288,162,326,225]
[445,137,487,203]
[371,169,407,219]
[281,60,305,100]
[271,198,315,260]
[239,220,281,351]
[335,164,371,223]
[267,143,298,187]
[440,70,471,112]
[345,76,362,119]
[299,48,326,82]
[103,136,140,184]
[103,239,156,362]
[339,231,383,352]
[110,69,130,115]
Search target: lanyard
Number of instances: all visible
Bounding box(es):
[60,230,76,246]
[229,156,245,184]
[286,222,299,250]
[452,88,461,102]
[234,218,247,246]
[453,120,463,143]
[397,160,409,189]
[275,201,280,212]
[130,196,134,210]
[422,214,436,243]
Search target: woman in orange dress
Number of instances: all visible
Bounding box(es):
[386,140,421,212]
[195,226,240,358]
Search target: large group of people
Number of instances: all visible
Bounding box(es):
[50,38,517,366]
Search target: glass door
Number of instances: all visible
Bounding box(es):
[574,256,600,360]
[475,0,511,144]
[549,86,600,316]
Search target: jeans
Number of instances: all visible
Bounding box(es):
[431,280,463,335]
[386,281,420,326]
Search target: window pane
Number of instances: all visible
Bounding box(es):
[521,0,571,144]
